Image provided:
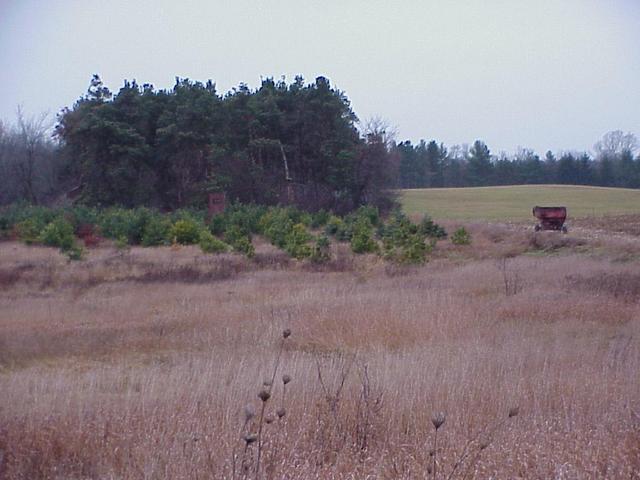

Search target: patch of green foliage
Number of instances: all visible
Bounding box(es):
[115,235,130,250]
[208,204,268,238]
[198,230,229,254]
[65,244,85,261]
[378,210,416,244]
[98,207,152,244]
[67,205,100,233]
[451,227,472,245]
[39,218,76,251]
[232,236,255,258]
[141,215,172,246]
[350,218,378,254]
[377,210,442,264]
[311,235,331,263]
[4,204,57,243]
[354,205,380,227]
[170,219,202,245]
[324,215,347,239]
[209,214,227,236]
[310,209,330,229]
[15,218,46,244]
[37,217,84,260]
[399,236,435,264]
[2,202,447,264]
[260,208,295,248]
[418,215,447,239]
[284,223,313,259]
[224,224,255,257]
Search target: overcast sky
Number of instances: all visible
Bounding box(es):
[1,0,638,155]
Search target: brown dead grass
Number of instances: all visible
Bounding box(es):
[573,213,640,237]
[0,233,639,479]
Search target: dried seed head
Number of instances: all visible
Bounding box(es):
[427,465,433,474]
[243,404,256,422]
[243,433,257,445]
[282,328,291,339]
[508,406,519,418]
[276,407,286,418]
[265,415,275,424]
[428,449,435,457]
[258,389,271,402]
[282,374,292,385]
[432,412,446,430]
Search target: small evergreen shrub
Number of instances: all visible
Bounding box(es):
[5,205,57,242]
[399,235,435,264]
[232,236,255,258]
[141,215,171,246]
[65,244,84,261]
[39,218,76,251]
[224,225,255,257]
[379,210,414,244]
[298,212,313,228]
[99,207,151,244]
[115,235,130,250]
[377,210,441,263]
[350,219,378,254]
[170,219,201,245]
[326,213,355,242]
[198,230,229,254]
[418,215,447,239]
[284,223,312,259]
[209,214,227,236]
[224,224,245,248]
[15,205,58,230]
[225,203,265,235]
[68,205,100,232]
[15,218,45,244]
[311,235,331,263]
[324,215,345,237]
[170,208,207,225]
[355,205,380,227]
[311,209,330,229]
[451,227,471,245]
[260,209,294,248]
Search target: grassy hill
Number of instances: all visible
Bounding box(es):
[401,185,640,221]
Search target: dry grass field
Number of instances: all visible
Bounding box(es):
[1,222,640,479]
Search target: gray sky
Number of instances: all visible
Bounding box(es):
[1,0,638,155]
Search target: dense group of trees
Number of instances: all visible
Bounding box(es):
[396,132,640,189]
[54,75,395,213]
[1,75,639,212]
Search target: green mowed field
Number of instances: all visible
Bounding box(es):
[401,185,640,221]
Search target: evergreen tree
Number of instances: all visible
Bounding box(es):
[466,140,493,186]
[397,140,423,188]
[425,140,446,187]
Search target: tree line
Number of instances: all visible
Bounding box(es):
[395,132,640,189]
[1,75,638,211]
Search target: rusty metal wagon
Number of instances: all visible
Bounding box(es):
[533,206,568,233]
